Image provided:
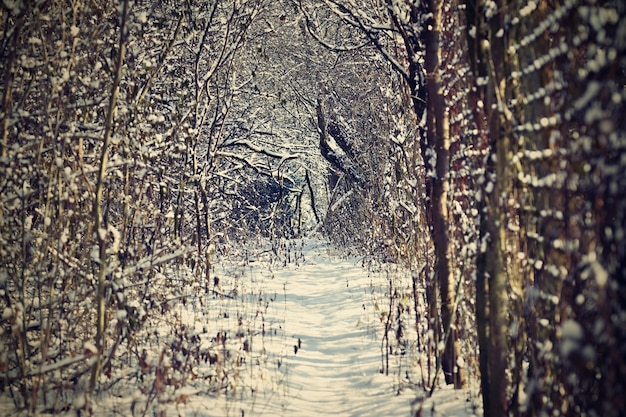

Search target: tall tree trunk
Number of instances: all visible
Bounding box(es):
[423,0,466,389]
[488,3,513,414]
[465,0,510,413]
[387,0,468,388]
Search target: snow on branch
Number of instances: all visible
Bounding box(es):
[120,247,195,279]
[329,189,354,212]
[1,354,92,384]
[298,2,369,52]
[316,100,366,187]
[232,139,300,162]
[298,0,410,81]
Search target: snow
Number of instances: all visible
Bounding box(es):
[484,1,497,19]
[0,239,479,416]
[84,342,98,355]
[559,319,584,358]
[590,260,609,288]
[175,240,479,416]
[560,319,583,341]
[519,1,537,17]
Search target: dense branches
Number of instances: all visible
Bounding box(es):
[1,0,624,415]
[300,0,626,416]
[0,0,308,411]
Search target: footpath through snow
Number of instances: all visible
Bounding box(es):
[0,239,479,417]
[187,239,479,417]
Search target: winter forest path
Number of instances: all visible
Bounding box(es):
[193,239,475,417]
[268,248,389,416]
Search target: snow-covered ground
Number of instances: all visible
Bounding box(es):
[0,238,480,417]
[179,239,480,417]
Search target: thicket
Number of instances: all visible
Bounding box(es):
[0,1,298,414]
[1,0,625,416]
[302,1,626,416]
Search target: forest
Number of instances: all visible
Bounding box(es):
[1,0,625,416]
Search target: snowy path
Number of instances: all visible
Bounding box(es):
[274,256,387,416]
[188,240,477,417]
[0,239,479,417]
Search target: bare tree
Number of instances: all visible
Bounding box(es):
[298,0,468,388]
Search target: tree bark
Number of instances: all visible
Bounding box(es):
[465,0,510,413]
[423,0,466,389]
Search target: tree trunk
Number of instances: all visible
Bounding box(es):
[423,0,466,389]
[465,0,510,413]
[490,5,513,415]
